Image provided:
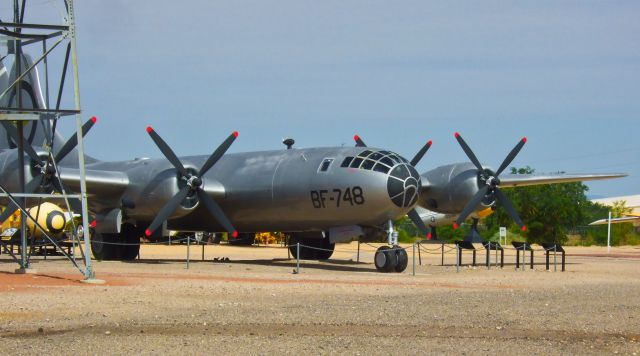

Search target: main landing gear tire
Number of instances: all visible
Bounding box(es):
[120,223,140,261]
[374,246,407,273]
[288,236,335,260]
[91,225,140,261]
[91,231,119,261]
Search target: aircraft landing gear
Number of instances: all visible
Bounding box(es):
[374,221,408,273]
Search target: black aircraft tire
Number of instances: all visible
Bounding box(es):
[91,232,119,261]
[120,224,140,261]
[90,230,106,261]
[374,246,398,273]
[102,233,121,260]
[394,246,408,273]
[315,239,335,260]
[288,235,333,260]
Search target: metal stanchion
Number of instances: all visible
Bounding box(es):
[186,235,190,269]
[412,243,416,276]
[522,243,526,272]
[441,243,444,266]
[202,242,205,261]
[295,243,300,274]
[487,243,491,270]
[418,241,422,266]
[554,245,557,272]
[456,243,460,273]
[357,241,360,263]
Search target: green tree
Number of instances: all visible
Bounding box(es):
[485,166,590,244]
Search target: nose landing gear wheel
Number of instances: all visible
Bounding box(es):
[394,246,408,273]
[374,246,398,273]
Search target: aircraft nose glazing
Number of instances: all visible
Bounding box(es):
[387,163,421,208]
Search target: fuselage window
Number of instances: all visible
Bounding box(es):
[341,156,354,167]
[318,158,334,172]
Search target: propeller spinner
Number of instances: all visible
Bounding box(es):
[453,132,527,232]
[143,127,238,238]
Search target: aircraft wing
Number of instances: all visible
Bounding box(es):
[499,173,627,188]
[59,168,130,196]
[589,216,640,226]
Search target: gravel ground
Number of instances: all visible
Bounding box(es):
[0,243,639,355]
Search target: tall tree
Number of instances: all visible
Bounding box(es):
[485,166,590,244]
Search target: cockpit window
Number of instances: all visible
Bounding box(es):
[357,150,373,158]
[341,157,354,167]
[318,158,334,172]
[380,157,394,167]
[361,159,375,170]
[350,157,364,168]
[373,163,390,173]
[341,150,407,174]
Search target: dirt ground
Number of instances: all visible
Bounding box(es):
[0,242,639,355]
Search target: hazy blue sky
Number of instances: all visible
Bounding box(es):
[7,1,640,197]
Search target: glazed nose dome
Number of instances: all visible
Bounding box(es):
[387,163,421,208]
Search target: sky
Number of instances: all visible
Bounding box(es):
[4,1,640,198]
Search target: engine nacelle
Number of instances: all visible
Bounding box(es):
[419,163,495,214]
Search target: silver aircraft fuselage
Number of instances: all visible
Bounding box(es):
[37,146,421,233]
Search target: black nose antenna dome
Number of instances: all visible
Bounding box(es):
[283,138,295,149]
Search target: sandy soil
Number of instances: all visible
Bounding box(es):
[0,242,639,355]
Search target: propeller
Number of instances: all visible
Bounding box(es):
[143,127,238,238]
[353,135,434,238]
[452,132,527,231]
[0,117,97,222]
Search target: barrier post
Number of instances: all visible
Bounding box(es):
[522,243,526,272]
[456,243,460,273]
[357,241,360,263]
[186,234,190,269]
[554,244,557,272]
[487,243,491,270]
[412,243,416,276]
[441,243,444,266]
[418,241,422,265]
[202,242,205,261]
[296,243,300,274]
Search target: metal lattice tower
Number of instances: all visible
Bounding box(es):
[0,0,99,281]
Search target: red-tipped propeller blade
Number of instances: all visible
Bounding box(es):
[454,132,484,172]
[144,186,190,237]
[495,137,527,176]
[410,140,432,166]
[455,185,490,228]
[196,189,237,236]
[146,126,190,178]
[494,188,525,230]
[55,117,97,162]
[198,131,239,177]
[353,134,367,147]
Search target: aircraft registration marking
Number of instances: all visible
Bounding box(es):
[310,187,365,208]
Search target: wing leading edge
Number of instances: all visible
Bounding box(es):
[589,215,640,226]
[499,173,627,188]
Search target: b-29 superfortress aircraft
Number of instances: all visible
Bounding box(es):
[0,55,626,273]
